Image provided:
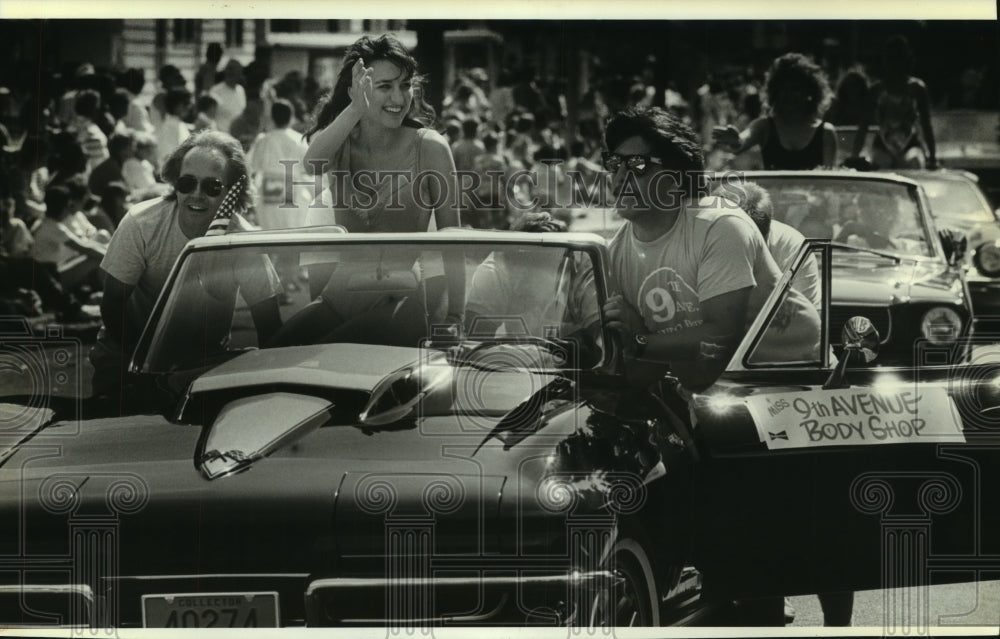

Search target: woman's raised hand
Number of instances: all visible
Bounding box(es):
[712,125,741,151]
[350,59,373,114]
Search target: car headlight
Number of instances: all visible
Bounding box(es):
[972,239,1000,277]
[920,306,963,344]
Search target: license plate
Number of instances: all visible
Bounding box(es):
[142,592,279,628]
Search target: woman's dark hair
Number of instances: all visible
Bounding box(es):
[604,106,704,174]
[305,34,435,141]
[161,130,252,210]
[763,53,833,120]
[882,34,914,78]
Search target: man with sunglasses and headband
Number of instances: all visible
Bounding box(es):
[90,130,283,413]
[602,107,820,625]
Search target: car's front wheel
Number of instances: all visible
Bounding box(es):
[590,538,660,627]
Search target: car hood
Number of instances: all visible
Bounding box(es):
[3,415,344,574]
[2,344,571,574]
[832,258,964,307]
[4,410,513,575]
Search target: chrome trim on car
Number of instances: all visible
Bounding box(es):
[0,584,94,599]
[0,584,96,624]
[107,573,309,580]
[305,570,618,598]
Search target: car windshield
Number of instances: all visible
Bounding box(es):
[739,176,933,258]
[913,176,996,228]
[140,239,604,376]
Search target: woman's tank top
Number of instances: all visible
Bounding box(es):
[327,126,434,232]
[761,117,825,170]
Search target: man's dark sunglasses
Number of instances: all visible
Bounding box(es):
[176,175,226,197]
[601,152,664,174]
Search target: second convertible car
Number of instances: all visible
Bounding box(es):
[2,229,1000,628]
[719,171,976,366]
[895,168,1000,333]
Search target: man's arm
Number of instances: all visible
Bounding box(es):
[604,287,751,388]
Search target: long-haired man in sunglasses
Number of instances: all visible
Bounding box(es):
[602,106,819,392]
[90,130,283,414]
[601,107,821,625]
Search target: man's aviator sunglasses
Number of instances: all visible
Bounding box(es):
[176,175,226,197]
[601,153,663,174]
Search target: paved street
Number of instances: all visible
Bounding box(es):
[790,580,1000,629]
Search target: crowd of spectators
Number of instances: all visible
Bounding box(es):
[0,35,947,323]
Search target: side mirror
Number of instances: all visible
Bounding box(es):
[823,316,880,390]
[938,228,968,266]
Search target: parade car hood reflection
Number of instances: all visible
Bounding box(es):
[832,257,965,306]
[175,343,564,478]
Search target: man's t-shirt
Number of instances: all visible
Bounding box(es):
[768,219,821,310]
[609,197,772,335]
[609,197,820,387]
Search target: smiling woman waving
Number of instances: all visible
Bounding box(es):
[268,34,466,348]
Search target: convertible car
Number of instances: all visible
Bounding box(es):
[720,171,975,366]
[895,168,1000,333]
[2,230,1000,629]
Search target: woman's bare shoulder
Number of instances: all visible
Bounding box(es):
[416,127,455,168]
[417,127,450,150]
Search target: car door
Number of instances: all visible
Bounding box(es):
[683,240,1000,598]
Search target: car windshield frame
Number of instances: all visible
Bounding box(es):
[130,231,617,378]
[905,172,999,227]
[737,172,944,263]
[725,238,833,373]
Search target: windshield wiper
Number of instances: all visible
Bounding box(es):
[472,376,574,456]
[831,242,904,264]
